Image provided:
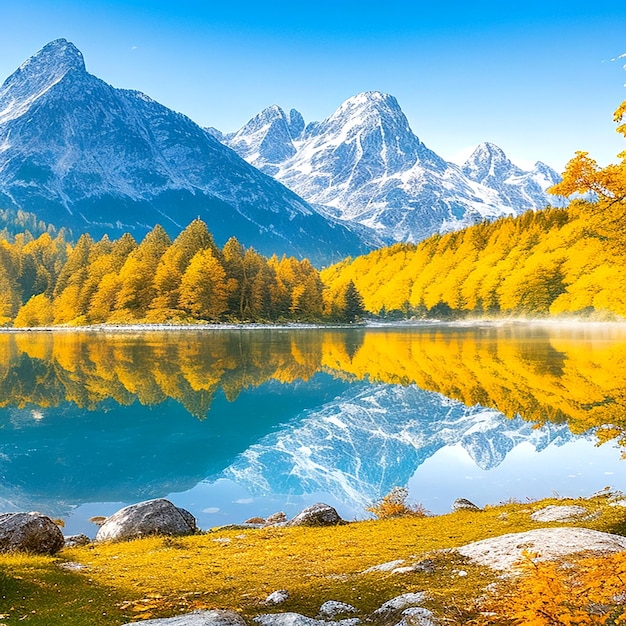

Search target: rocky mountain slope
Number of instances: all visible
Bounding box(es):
[0,40,369,263]
[221,92,563,243]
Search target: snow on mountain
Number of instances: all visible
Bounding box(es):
[462,142,565,211]
[0,40,371,264]
[222,92,563,243]
[222,383,576,508]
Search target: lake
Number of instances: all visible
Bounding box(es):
[0,322,624,537]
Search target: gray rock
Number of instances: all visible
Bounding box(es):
[177,507,199,532]
[457,527,626,570]
[318,600,357,618]
[451,498,481,512]
[394,607,439,626]
[265,511,287,525]
[530,505,588,522]
[374,593,429,615]
[287,503,344,527]
[96,499,197,543]
[122,609,246,625]
[64,533,91,547]
[254,614,359,626]
[265,589,289,605]
[0,512,65,554]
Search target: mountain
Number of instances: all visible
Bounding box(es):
[221,92,563,243]
[462,142,564,211]
[0,40,370,264]
[222,383,577,509]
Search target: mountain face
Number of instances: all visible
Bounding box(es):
[221,92,563,243]
[462,143,564,212]
[0,40,370,264]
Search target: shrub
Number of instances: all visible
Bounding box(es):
[365,487,429,519]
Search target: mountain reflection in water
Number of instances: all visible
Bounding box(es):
[0,324,624,529]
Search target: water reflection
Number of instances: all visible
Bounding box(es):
[0,324,624,529]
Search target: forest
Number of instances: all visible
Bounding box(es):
[323,99,626,320]
[0,218,365,327]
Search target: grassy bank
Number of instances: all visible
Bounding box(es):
[1,495,625,625]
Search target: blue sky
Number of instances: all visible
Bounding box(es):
[1,1,624,170]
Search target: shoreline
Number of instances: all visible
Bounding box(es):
[1,317,626,333]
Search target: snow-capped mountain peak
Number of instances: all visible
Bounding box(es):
[461,142,563,210]
[223,92,557,242]
[0,40,371,263]
[0,39,86,125]
[227,104,297,169]
[462,142,522,183]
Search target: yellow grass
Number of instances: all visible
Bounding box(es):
[0,496,625,625]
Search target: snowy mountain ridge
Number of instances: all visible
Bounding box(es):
[220,92,564,243]
[0,39,370,264]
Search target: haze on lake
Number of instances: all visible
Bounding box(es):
[0,323,624,536]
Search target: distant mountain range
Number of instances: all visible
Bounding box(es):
[0,39,367,264]
[0,39,563,263]
[217,92,563,243]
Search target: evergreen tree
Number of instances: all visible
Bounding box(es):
[342,280,365,322]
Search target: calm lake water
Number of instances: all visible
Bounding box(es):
[0,323,624,536]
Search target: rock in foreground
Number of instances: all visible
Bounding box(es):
[457,527,626,570]
[287,503,344,527]
[530,505,589,522]
[122,609,246,625]
[0,512,65,554]
[96,499,197,543]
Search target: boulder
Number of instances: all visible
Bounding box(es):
[530,505,588,522]
[318,600,357,618]
[457,527,626,570]
[265,511,287,525]
[287,503,344,527]
[0,512,65,554]
[96,499,197,542]
[122,609,246,625]
[64,533,91,547]
[374,593,429,615]
[451,498,481,512]
[265,589,289,605]
[254,614,360,626]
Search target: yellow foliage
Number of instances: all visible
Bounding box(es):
[483,549,626,625]
[365,487,429,519]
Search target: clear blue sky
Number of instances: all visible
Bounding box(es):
[1,0,624,171]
